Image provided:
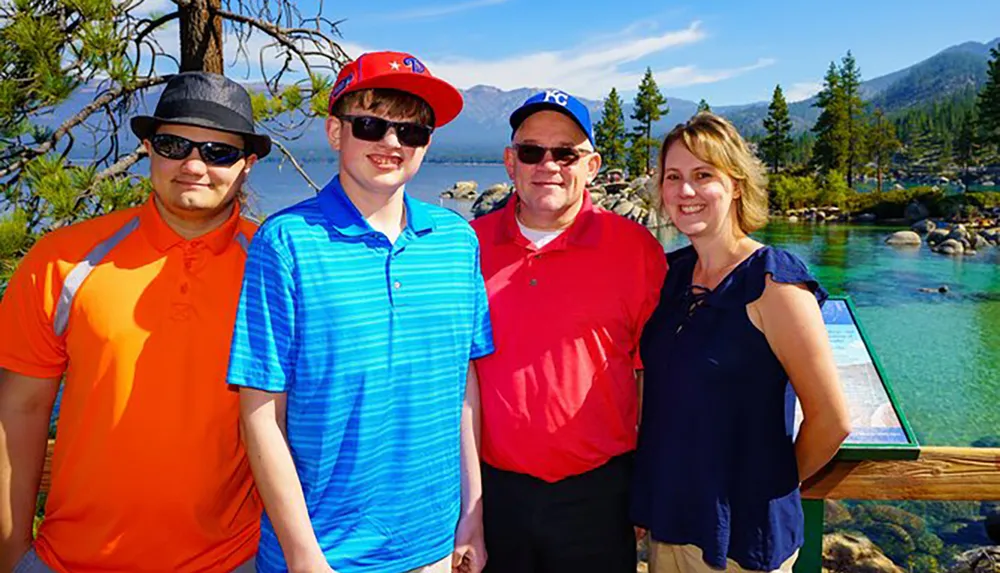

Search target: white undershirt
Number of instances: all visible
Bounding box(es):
[517,219,565,249]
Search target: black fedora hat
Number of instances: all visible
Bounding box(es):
[131,72,271,159]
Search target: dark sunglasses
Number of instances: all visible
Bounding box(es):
[149,134,246,166]
[337,114,434,148]
[513,143,591,166]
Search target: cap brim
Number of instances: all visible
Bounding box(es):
[130,116,271,159]
[509,102,593,145]
[340,74,464,128]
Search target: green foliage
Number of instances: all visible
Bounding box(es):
[812,62,849,176]
[868,107,901,192]
[761,85,793,173]
[977,46,1000,149]
[769,174,819,211]
[840,51,867,186]
[818,169,850,208]
[594,88,627,171]
[697,99,711,113]
[630,67,668,174]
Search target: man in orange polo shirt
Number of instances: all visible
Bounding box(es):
[0,72,267,573]
[471,90,667,573]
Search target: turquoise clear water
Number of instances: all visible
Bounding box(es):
[250,162,1000,448]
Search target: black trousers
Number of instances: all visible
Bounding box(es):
[482,454,636,573]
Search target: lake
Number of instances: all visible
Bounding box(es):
[248,160,1000,449]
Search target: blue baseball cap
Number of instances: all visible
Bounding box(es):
[509,89,595,146]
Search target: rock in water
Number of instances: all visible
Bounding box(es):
[470,183,513,219]
[442,180,478,201]
[822,532,903,573]
[885,231,922,246]
[927,229,950,246]
[935,239,965,256]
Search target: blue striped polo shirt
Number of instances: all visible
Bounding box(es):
[227,176,494,573]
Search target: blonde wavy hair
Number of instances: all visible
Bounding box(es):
[655,111,769,233]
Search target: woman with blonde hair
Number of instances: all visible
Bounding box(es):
[631,112,851,573]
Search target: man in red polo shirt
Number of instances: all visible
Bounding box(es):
[471,90,667,573]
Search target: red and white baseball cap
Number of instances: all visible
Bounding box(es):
[328,51,463,128]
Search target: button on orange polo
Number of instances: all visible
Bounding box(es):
[471,192,667,483]
[0,197,261,573]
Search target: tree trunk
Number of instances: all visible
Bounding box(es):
[179,0,224,73]
[876,155,883,193]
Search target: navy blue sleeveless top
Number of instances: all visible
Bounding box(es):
[631,245,827,570]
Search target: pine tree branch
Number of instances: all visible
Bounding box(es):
[270,139,319,192]
[0,76,168,180]
[135,12,181,46]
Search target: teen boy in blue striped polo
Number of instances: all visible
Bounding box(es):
[227,51,494,573]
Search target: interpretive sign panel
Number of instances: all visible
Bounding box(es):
[794,296,919,460]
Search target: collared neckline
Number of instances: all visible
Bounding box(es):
[494,189,601,249]
[139,195,243,255]
[318,175,436,238]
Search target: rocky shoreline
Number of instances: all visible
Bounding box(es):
[885,217,1000,256]
[441,169,668,228]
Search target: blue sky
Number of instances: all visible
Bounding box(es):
[144,0,1000,105]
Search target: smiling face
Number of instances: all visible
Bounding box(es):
[144,123,255,223]
[505,110,601,230]
[660,141,742,239]
[326,105,429,199]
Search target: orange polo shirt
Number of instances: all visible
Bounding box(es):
[471,193,667,483]
[0,197,261,573]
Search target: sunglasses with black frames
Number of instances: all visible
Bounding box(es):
[512,143,592,166]
[149,134,247,167]
[336,114,435,148]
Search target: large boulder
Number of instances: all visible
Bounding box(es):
[935,238,965,256]
[973,233,991,252]
[612,199,636,217]
[822,532,903,573]
[470,183,513,219]
[911,219,936,234]
[885,231,922,246]
[927,228,951,246]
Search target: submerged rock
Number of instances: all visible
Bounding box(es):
[822,533,903,573]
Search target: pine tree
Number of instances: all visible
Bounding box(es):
[630,68,669,174]
[839,51,867,187]
[955,112,980,177]
[761,85,793,173]
[697,99,711,113]
[0,0,347,289]
[594,88,627,171]
[867,108,900,193]
[811,62,849,176]
[977,46,1000,150]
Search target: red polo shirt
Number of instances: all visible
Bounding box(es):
[471,193,667,482]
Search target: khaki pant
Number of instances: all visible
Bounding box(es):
[12,548,256,573]
[406,554,452,573]
[647,541,798,573]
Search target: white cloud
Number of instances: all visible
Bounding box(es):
[129,0,176,17]
[785,81,824,102]
[376,0,508,21]
[422,22,712,98]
